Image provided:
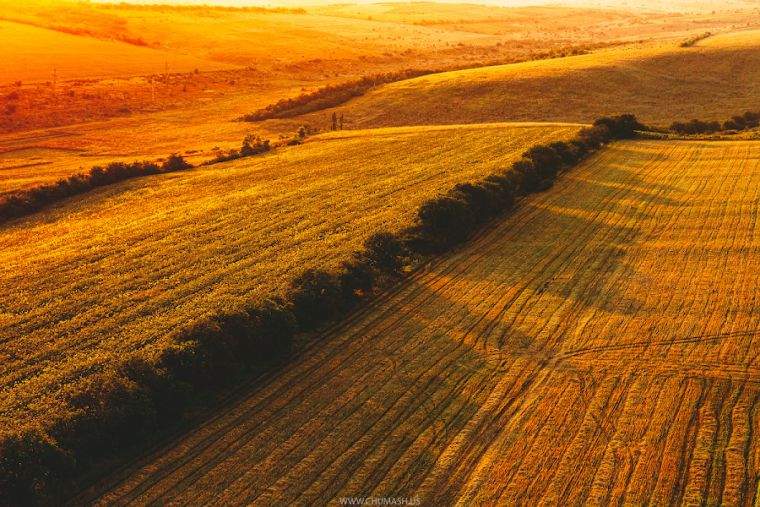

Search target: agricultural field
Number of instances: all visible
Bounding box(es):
[0,122,579,440]
[302,30,760,129]
[85,139,760,505]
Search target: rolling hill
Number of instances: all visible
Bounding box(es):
[294,30,760,129]
[84,138,760,505]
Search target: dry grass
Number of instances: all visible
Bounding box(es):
[304,30,760,129]
[0,122,578,437]
[87,139,760,504]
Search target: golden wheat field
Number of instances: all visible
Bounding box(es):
[0,122,578,437]
[301,30,760,129]
[81,139,760,505]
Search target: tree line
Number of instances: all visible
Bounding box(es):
[0,114,645,504]
[669,110,759,135]
[0,155,191,223]
[241,69,436,122]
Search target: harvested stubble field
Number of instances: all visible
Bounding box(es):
[88,139,760,504]
[0,122,578,440]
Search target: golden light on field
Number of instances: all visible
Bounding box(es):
[90,139,760,504]
[0,123,578,435]
[2,0,760,502]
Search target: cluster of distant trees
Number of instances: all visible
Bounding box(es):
[669,110,760,135]
[0,155,191,223]
[0,114,645,504]
[205,134,271,164]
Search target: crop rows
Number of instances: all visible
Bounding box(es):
[88,140,760,504]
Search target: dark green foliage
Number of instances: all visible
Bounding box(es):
[363,232,407,275]
[240,135,271,157]
[670,119,721,135]
[161,154,192,172]
[0,430,73,506]
[418,194,476,248]
[669,111,759,135]
[593,114,644,139]
[288,269,344,330]
[723,111,760,131]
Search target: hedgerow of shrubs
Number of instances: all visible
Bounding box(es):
[0,114,644,504]
[0,155,192,224]
[680,32,712,48]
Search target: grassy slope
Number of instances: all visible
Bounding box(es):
[89,139,760,505]
[307,30,760,128]
[0,122,578,435]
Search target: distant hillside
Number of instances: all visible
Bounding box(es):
[299,30,760,128]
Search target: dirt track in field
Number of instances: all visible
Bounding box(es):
[88,140,760,505]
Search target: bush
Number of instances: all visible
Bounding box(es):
[0,157,187,224]
[418,194,476,248]
[339,257,376,303]
[577,125,610,149]
[0,430,73,505]
[450,182,500,220]
[240,135,271,157]
[670,119,721,135]
[288,269,343,330]
[161,154,192,172]
[593,114,643,139]
[362,232,406,275]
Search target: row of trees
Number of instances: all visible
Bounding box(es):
[0,155,191,223]
[204,134,271,165]
[669,110,760,135]
[0,114,644,504]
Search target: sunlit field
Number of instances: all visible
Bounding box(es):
[2,0,760,503]
[300,30,760,129]
[0,122,577,438]
[88,139,760,504]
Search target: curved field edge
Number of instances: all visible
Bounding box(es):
[1,122,588,502]
[88,139,760,505]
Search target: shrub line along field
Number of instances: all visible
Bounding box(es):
[86,139,760,504]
